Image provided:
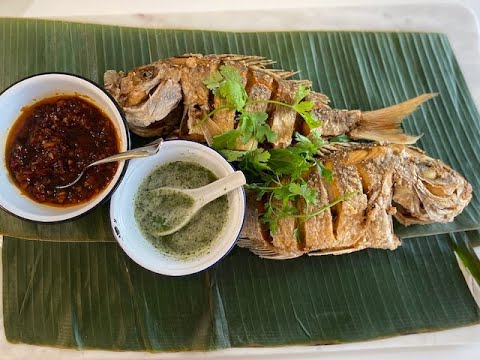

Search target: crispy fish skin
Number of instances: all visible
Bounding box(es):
[104,54,433,145]
[237,144,472,259]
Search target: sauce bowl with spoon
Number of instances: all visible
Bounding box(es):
[147,170,246,236]
[110,140,246,276]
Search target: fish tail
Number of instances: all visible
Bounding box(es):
[349,93,437,144]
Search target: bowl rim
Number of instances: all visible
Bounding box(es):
[110,139,247,276]
[0,72,131,223]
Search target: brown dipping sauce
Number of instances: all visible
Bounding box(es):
[6,95,120,206]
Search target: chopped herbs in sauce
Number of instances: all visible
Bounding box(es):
[134,161,229,260]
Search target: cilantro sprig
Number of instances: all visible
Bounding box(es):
[201,65,353,235]
[219,132,346,233]
[212,111,277,150]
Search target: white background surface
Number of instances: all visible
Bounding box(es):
[1,0,480,359]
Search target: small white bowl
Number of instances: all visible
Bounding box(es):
[0,73,130,222]
[110,140,246,276]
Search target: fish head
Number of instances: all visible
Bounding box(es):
[109,64,167,107]
[392,147,472,225]
[104,62,183,135]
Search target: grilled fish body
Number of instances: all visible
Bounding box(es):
[238,144,472,259]
[104,54,434,146]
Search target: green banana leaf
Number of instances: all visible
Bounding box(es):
[3,232,480,351]
[451,235,480,308]
[1,19,480,352]
[0,19,479,241]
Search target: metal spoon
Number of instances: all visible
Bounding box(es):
[149,171,246,236]
[56,138,164,189]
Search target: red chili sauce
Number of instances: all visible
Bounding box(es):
[6,96,120,206]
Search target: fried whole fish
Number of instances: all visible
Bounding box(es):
[104,54,472,259]
[238,144,472,259]
[104,54,434,146]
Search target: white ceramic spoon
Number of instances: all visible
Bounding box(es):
[149,171,246,236]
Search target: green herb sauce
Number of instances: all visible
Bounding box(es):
[134,161,229,260]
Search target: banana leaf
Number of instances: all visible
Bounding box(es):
[0,19,479,241]
[3,232,480,350]
[1,18,480,351]
[452,237,480,309]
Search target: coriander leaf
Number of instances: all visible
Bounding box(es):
[281,204,298,216]
[218,65,247,110]
[240,148,272,173]
[257,123,277,143]
[271,184,292,202]
[269,148,311,178]
[302,110,322,129]
[292,100,314,114]
[248,148,271,171]
[212,130,241,150]
[219,81,247,111]
[219,65,243,84]
[203,70,223,91]
[294,131,311,144]
[219,149,247,162]
[238,112,277,144]
[294,131,327,159]
[237,113,255,144]
[247,112,277,143]
[309,131,327,148]
[293,84,311,105]
[262,202,279,234]
[247,111,269,124]
[330,134,351,143]
[317,161,333,182]
[294,132,317,155]
[288,182,318,205]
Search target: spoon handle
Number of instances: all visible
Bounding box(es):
[88,138,163,167]
[193,171,246,207]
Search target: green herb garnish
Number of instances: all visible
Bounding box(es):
[211,111,277,149]
[202,65,353,234]
[204,65,247,111]
[229,131,342,233]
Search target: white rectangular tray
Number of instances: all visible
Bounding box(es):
[1,1,480,359]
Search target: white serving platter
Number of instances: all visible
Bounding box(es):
[0,1,480,359]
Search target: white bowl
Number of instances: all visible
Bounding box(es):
[0,73,129,222]
[110,140,246,276]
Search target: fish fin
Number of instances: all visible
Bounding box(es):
[218,54,275,67]
[249,67,300,80]
[176,53,203,58]
[268,69,300,79]
[237,238,302,260]
[308,247,364,256]
[350,93,437,144]
[219,55,302,79]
